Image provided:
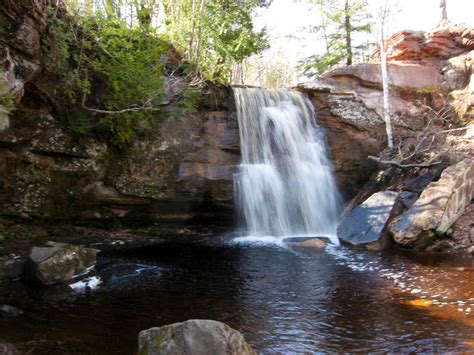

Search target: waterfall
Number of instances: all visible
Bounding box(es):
[233,87,342,243]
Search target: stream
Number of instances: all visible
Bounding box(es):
[1,237,473,354]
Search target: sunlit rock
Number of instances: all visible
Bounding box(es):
[390,159,474,249]
[138,319,256,355]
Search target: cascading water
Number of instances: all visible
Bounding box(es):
[233,87,342,244]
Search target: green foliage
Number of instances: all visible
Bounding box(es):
[162,0,269,84]
[0,73,15,115]
[169,85,203,120]
[0,234,5,244]
[43,13,170,145]
[299,0,373,77]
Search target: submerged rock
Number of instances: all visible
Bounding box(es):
[0,343,19,355]
[0,256,24,281]
[137,319,256,355]
[25,242,98,285]
[390,159,474,249]
[0,304,23,318]
[286,237,327,249]
[337,191,402,250]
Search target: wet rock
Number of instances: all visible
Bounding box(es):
[286,237,327,249]
[301,91,381,200]
[337,191,402,250]
[0,304,23,318]
[25,242,98,286]
[0,257,24,281]
[390,159,474,249]
[137,319,256,355]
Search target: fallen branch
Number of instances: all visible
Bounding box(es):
[83,105,160,115]
[436,126,473,134]
[368,155,443,168]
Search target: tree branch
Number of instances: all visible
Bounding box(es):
[368,155,443,168]
[83,105,160,115]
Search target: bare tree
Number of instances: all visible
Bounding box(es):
[378,1,394,149]
[194,0,206,74]
[188,0,198,60]
[439,0,448,21]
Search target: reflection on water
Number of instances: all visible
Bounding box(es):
[1,239,473,354]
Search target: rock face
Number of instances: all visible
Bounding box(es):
[0,0,239,224]
[25,242,98,285]
[137,320,256,355]
[301,89,382,201]
[337,191,402,250]
[373,23,474,66]
[390,159,474,249]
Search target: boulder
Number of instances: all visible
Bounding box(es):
[0,257,24,281]
[337,191,402,250]
[137,319,255,355]
[285,237,327,249]
[390,159,474,249]
[25,242,98,285]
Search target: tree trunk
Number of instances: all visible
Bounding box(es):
[379,17,394,149]
[194,0,206,74]
[188,0,198,60]
[439,0,448,21]
[344,0,352,65]
[319,2,329,53]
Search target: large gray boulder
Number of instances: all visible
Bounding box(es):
[337,191,402,250]
[25,242,98,285]
[137,319,256,355]
[390,159,474,249]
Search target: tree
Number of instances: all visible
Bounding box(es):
[377,1,393,149]
[440,0,448,21]
[162,0,269,83]
[62,0,269,84]
[299,0,372,77]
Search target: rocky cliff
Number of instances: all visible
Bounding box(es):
[298,21,473,252]
[0,0,241,227]
[0,0,382,231]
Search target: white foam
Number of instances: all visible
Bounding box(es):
[69,276,102,292]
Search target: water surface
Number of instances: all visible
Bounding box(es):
[1,238,473,353]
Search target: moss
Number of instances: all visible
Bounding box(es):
[154,326,172,348]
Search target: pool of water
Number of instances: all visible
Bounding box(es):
[1,237,474,353]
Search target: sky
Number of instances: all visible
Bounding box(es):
[253,0,474,84]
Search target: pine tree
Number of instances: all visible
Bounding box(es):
[299,0,373,77]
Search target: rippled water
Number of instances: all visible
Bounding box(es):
[1,238,474,354]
